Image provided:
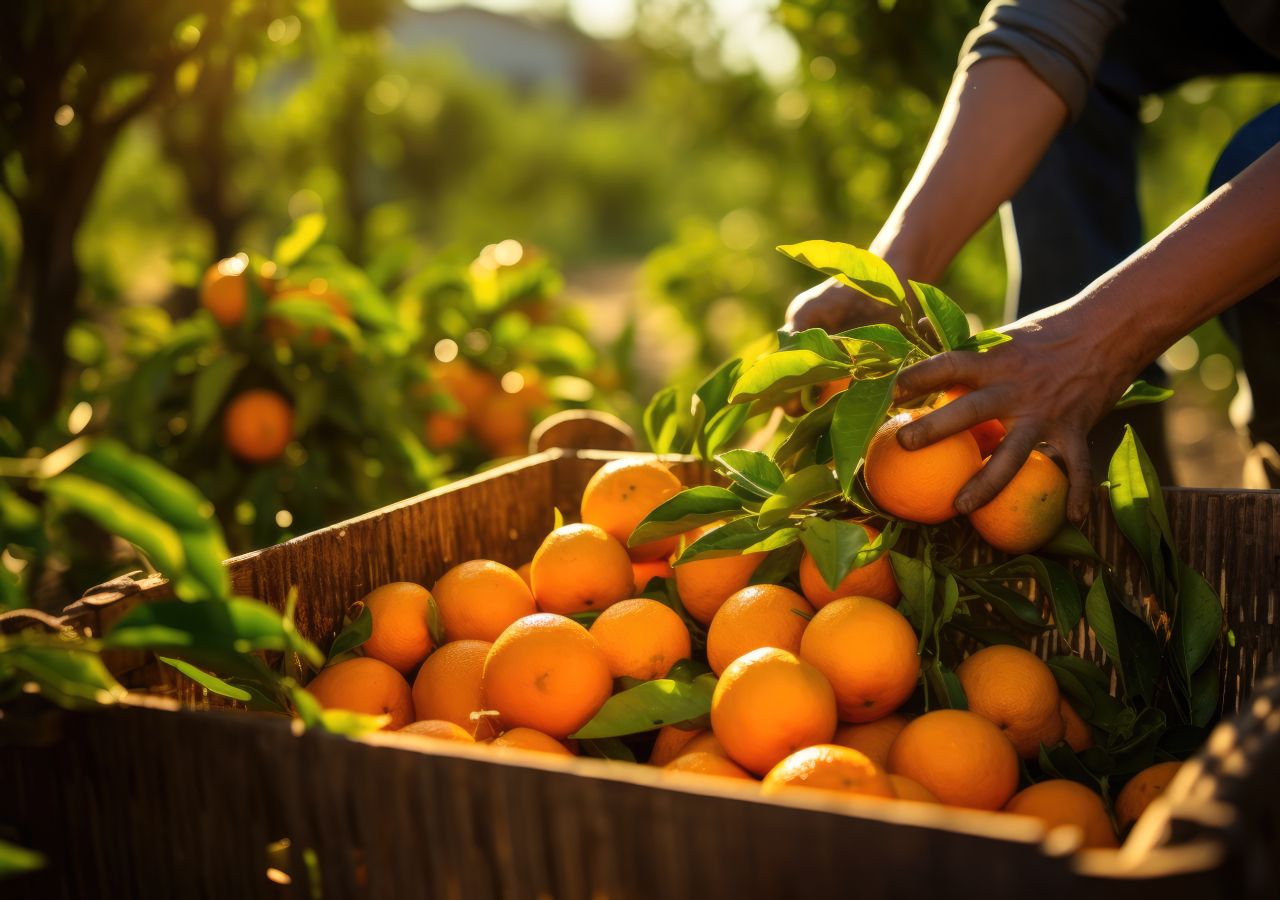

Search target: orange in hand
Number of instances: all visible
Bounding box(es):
[935,385,1006,456]
[360,582,434,675]
[968,450,1068,554]
[864,408,982,524]
[580,458,683,560]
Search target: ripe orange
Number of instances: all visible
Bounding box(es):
[664,752,754,781]
[472,392,530,456]
[1060,697,1093,752]
[398,719,475,743]
[432,559,536,643]
[1115,761,1182,831]
[516,562,533,588]
[674,527,765,625]
[305,657,414,731]
[816,376,853,405]
[887,709,1020,810]
[649,726,704,766]
[674,731,729,760]
[968,450,1068,554]
[632,558,674,593]
[711,647,838,776]
[424,410,467,450]
[888,774,938,804]
[530,524,634,615]
[797,522,899,608]
[761,744,895,799]
[705,585,814,676]
[588,598,691,680]
[799,597,920,723]
[222,389,293,463]
[832,714,909,769]
[1005,780,1118,848]
[935,385,1006,456]
[481,613,612,739]
[864,408,982,524]
[200,257,252,327]
[581,458,684,561]
[957,645,1064,758]
[490,727,575,757]
[360,582,434,675]
[411,639,492,737]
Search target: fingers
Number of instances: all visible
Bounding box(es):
[1059,434,1095,524]
[897,386,1006,451]
[895,351,981,403]
[954,424,1039,514]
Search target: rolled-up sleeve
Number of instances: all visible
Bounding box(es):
[958,0,1127,118]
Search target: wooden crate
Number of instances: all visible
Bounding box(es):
[3,444,1279,900]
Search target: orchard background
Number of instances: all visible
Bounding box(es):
[2,0,1278,608]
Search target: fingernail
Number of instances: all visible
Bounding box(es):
[954,493,973,515]
[897,426,918,450]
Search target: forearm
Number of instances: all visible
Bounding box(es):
[870,58,1067,283]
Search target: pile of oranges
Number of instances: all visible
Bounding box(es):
[302,446,1181,850]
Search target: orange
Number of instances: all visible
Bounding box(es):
[530,524,634,615]
[957,645,1064,758]
[266,284,351,345]
[632,558,674,593]
[762,744,895,799]
[798,522,899,608]
[588,598,691,680]
[649,726,704,766]
[398,719,475,743]
[887,709,1020,810]
[799,597,920,723]
[580,458,684,561]
[481,613,612,739]
[968,450,1068,554]
[674,525,765,625]
[705,585,814,676]
[432,559,536,643]
[490,727,575,757]
[935,385,1006,456]
[711,647,838,776]
[816,376,852,405]
[516,562,533,588]
[200,257,252,327]
[424,410,466,450]
[305,657,414,731]
[360,582,434,675]
[888,774,938,804]
[832,714,909,770]
[1060,697,1093,752]
[1115,761,1182,831]
[674,731,729,760]
[222,389,293,463]
[864,408,982,524]
[1005,780,1118,848]
[472,392,530,455]
[411,639,492,737]
[664,752,754,781]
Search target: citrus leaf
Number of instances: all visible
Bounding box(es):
[158,657,253,702]
[777,240,905,305]
[327,601,373,663]
[0,840,46,879]
[571,674,716,739]
[729,350,849,405]
[798,517,870,590]
[715,450,783,500]
[643,385,692,454]
[1040,523,1102,560]
[831,370,898,497]
[273,212,327,267]
[776,327,849,363]
[774,393,839,465]
[674,518,798,564]
[1115,379,1174,410]
[190,354,246,437]
[910,281,969,351]
[757,465,839,527]
[956,330,1011,352]
[630,486,744,547]
[836,324,912,359]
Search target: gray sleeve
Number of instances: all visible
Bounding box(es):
[958,0,1128,118]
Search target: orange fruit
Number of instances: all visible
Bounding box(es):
[222,389,293,463]
[832,714,909,770]
[305,657,414,731]
[1060,697,1093,752]
[632,558,674,593]
[200,257,253,327]
[1005,780,1118,848]
[530,524,634,616]
[424,410,467,450]
[398,719,475,743]
[588,598,691,680]
[799,597,920,722]
[761,744,895,799]
[797,522,899,608]
[516,562,533,588]
[481,613,612,739]
[1115,761,1182,831]
[649,726,704,766]
[888,774,938,803]
[816,376,852,405]
[674,526,765,626]
[490,727,575,757]
[705,585,814,676]
[266,284,351,345]
[664,752,754,781]
[472,392,530,455]
[968,450,1068,554]
[580,458,684,561]
[864,408,982,524]
[411,639,492,737]
[360,582,434,675]
[957,645,1064,758]
[432,560,536,643]
[935,385,1006,456]
[887,709,1020,810]
[674,731,729,760]
[711,647,838,776]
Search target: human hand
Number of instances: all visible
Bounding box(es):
[783,278,901,334]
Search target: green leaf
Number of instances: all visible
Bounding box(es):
[715,450,784,500]
[190,354,246,437]
[993,556,1083,639]
[757,465,839,527]
[1048,656,1125,727]
[70,440,216,533]
[777,328,850,363]
[774,393,838,465]
[1188,666,1220,727]
[675,518,799,564]
[630,486,745,547]
[701,404,752,460]
[158,656,253,702]
[890,552,935,638]
[936,574,960,644]
[273,212,327,267]
[729,350,849,405]
[0,639,128,709]
[798,518,871,590]
[831,371,898,497]
[289,682,386,736]
[910,282,969,351]
[264,297,361,346]
[923,658,966,710]
[777,241,905,305]
[1174,564,1223,679]
[327,602,373,662]
[1040,523,1102,560]
[748,541,805,587]
[1084,575,1162,706]
[179,527,232,603]
[837,324,913,359]
[1107,426,1175,579]
[693,357,745,460]
[644,385,692,454]
[956,330,1011,352]
[571,674,717,739]
[967,580,1052,633]
[1115,379,1174,410]
[579,737,637,762]
[0,839,46,879]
